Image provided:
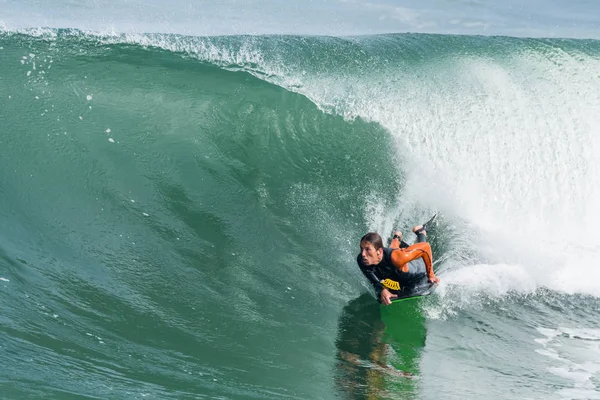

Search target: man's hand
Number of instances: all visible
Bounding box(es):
[429,275,440,284]
[380,288,398,306]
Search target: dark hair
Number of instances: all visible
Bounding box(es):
[360,232,383,250]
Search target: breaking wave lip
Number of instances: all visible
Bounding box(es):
[0,27,310,97]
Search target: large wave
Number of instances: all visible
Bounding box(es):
[2,28,600,398]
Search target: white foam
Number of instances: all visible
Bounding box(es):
[425,262,538,318]
[439,263,537,296]
[549,367,593,385]
[277,42,600,299]
[556,388,600,400]
[535,326,600,398]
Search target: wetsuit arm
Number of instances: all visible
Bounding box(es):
[390,242,436,280]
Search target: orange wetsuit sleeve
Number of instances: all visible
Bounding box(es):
[390,242,435,279]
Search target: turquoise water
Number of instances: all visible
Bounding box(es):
[2,28,600,399]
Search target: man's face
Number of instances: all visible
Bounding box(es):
[360,241,382,266]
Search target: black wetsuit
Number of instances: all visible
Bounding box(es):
[357,231,429,297]
[357,249,428,292]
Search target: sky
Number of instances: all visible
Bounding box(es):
[1,0,599,39]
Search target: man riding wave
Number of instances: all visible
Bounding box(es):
[357,223,439,306]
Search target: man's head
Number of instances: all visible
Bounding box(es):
[359,232,384,266]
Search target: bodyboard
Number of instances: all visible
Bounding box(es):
[389,281,437,303]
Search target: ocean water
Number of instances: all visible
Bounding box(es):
[1,2,600,399]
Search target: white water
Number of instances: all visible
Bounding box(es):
[535,327,600,400]
[309,47,600,300]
